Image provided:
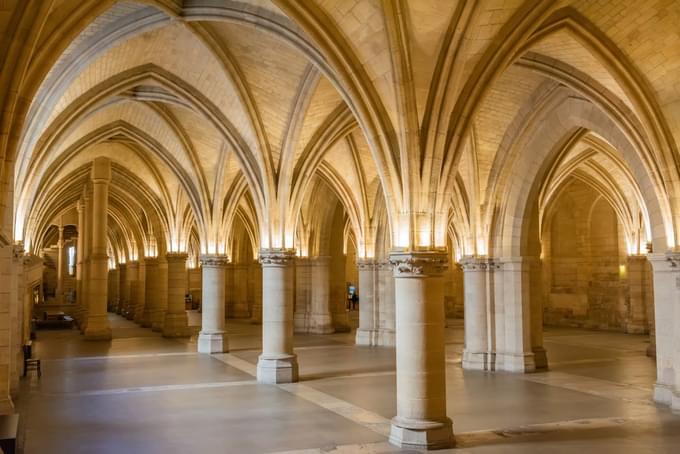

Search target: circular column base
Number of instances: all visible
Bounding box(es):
[162,312,189,338]
[198,331,227,354]
[389,416,455,450]
[256,354,299,384]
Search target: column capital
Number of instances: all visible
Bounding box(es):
[460,256,498,271]
[356,257,377,270]
[127,260,139,267]
[165,252,188,262]
[389,250,448,277]
[200,254,229,268]
[259,248,296,266]
[143,256,159,266]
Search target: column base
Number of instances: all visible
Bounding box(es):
[198,332,227,353]
[162,312,189,337]
[151,311,165,332]
[83,315,112,340]
[389,416,455,450]
[654,383,673,406]
[495,352,536,373]
[256,354,299,384]
[140,310,152,327]
[377,329,395,347]
[532,347,549,370]
[309,314,334,334]
[462,350,488,371]
[355,328,379,346]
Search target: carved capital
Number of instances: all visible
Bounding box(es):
[200,254,230,268]
[666,252,680,268]
[356,257,377,271]
[259,248,296,266]
[389,251,448,277]
[165,252,188,263]
[460,256,498,272]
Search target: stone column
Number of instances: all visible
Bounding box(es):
[309,256,334,334]
[142,257,158,327]
[126,261,139,319]
[356,258,378,345]
[84,157,112,340]
[117,263,127,315]
[257,248,298,384]
[80,189,93,333]
[388,251,454,450]
[107,268,119,311]
[152,258,168,332]
[494,257,536,373]
[294,257,311,333]
[648,252,680,409]
[377,260,396,346]
[75,200,85,323]
[249,260,263,324]
[461,256,490,370]
[626,255,650,334]
[198,255,229,353]
[133,261,146,322]
[163,252,189,337]
[56,225,65,301]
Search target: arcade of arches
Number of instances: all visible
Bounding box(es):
[1,1,680,452]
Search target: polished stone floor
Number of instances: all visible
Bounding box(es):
[14,313,680,453]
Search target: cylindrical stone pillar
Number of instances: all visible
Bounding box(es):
[142,257,158,327]
[163,253,189,337]
[121,260,139,320]
[355,258,378,345]
[133,261,146,322]
[309,256,334,334]
[84,157,112,340]
[461,256,490,370]
[626,255,650,334]
[256,248,298,384]
[117,263,127,315]
[198,255,229,353]
[294,257,311,333]
[249,260,263,324]
[152,258,168,332]
[388,251,454,450]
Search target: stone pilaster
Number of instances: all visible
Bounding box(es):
[388,251,454,450]
[133,261,146,322]
[198,255,229,353]
[163,253,189,337]
[84,158,112,340]
[256,248,298,384]
[56,226,65,301]
[75,199,85,325]
[355,258,378,345]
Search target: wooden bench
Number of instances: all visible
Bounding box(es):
[22,341,41,378]
[0,413,19,454]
